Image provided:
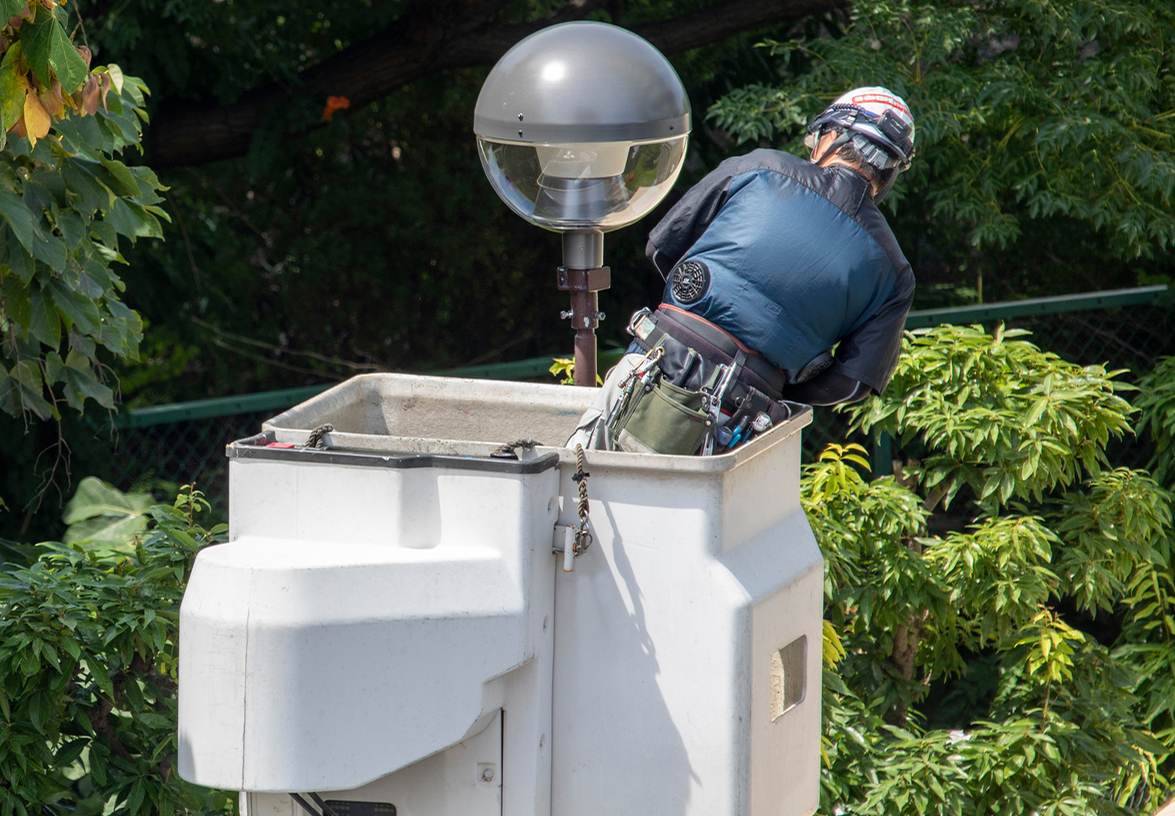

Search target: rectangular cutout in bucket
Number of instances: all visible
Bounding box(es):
[770,635,807,720]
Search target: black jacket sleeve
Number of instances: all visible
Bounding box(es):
[780,370,870,406]
[830,262,915,393]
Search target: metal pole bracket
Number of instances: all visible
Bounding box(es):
[557,266,611,292]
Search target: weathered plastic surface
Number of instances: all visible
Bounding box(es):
[177,373,822,816]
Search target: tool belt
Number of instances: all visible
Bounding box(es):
[628,305,787,399]
[606,307,803,456]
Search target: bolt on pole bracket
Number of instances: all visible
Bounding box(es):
[557,266,612,386]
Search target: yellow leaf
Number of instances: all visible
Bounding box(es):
[23,88,51,146]
[1,67,29,132]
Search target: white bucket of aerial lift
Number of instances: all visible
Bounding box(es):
[177,373,823,816]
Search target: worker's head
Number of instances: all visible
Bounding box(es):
[804,87,915,201]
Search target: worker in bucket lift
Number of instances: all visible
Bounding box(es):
[567,86,917,456]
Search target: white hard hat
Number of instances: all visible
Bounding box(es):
[804,86,915,171]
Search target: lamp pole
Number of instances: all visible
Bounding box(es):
[473,21,691,389]
[558,230,610,387]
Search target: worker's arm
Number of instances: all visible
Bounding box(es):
[781,370,870,406]
[829,263,915,394]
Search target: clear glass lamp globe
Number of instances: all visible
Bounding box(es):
[474,21,692,233]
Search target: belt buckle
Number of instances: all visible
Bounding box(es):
[627,307,656,341]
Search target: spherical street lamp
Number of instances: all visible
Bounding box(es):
[474,21,691,386]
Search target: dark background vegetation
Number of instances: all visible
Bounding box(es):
[4,0,1174,534]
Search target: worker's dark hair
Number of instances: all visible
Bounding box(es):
[831,137,896,191]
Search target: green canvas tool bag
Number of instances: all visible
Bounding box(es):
[612,375,712,455]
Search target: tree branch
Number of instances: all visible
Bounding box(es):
[633,0,847,54]
[145,0,848,168]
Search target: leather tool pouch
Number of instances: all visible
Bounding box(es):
[611,373,712,456]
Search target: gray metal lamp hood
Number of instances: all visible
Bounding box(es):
[473,21,691,144]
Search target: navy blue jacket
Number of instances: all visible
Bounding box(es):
[646,149,914,393]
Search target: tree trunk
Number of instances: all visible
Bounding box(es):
[886,537,926,727]
[886,619,922,727]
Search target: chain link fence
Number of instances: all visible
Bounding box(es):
[110,411,272,515]
[108,287,1173,508]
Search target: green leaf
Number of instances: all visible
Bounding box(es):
[0,189,47,257]
[89,743,107,785]
[85,657,114,700]
[3,227,36,281]
[64,517,148,550]
[80,258,116,293]
[5,359,55,420]
[0,0,24,25]
[47,278,100,334]
[61,156,115,217]
[0,43,26,132]
[21,5,90,94]
[97,157,140,198]
[125,778,145,814]
[54,210,87,252]
[89,219,119,251]
[26,286,61,348]
[29,230,67,270]
[60,636,80,660]
[60,352,114,411]
[24,170,66,214]
[28,693,42,731]
[0,272,31,328]
[21,648,39,677]
[108,199,164,240]
[52,738,87,767]
[63,476,153,525]
[127,164,166,196]
[39,642,60,671]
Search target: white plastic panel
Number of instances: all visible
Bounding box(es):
[549,434,822,816]
[179,455,558,792]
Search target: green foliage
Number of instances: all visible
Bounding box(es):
[549,356,607,386]
[806,326,1174,814]
[1,0,168,424]
[0,479,233,815]
[845,324,1135,511]
[1051,468,1173,615]
[709,0,1175,261]
[928,517,1058,652]
[550,357,577,385]
[804,443,938,634]
[1136,355,1175,486]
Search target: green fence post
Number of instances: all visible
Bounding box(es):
[871,432,893,478]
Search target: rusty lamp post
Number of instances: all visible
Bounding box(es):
[474,21,691,386]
